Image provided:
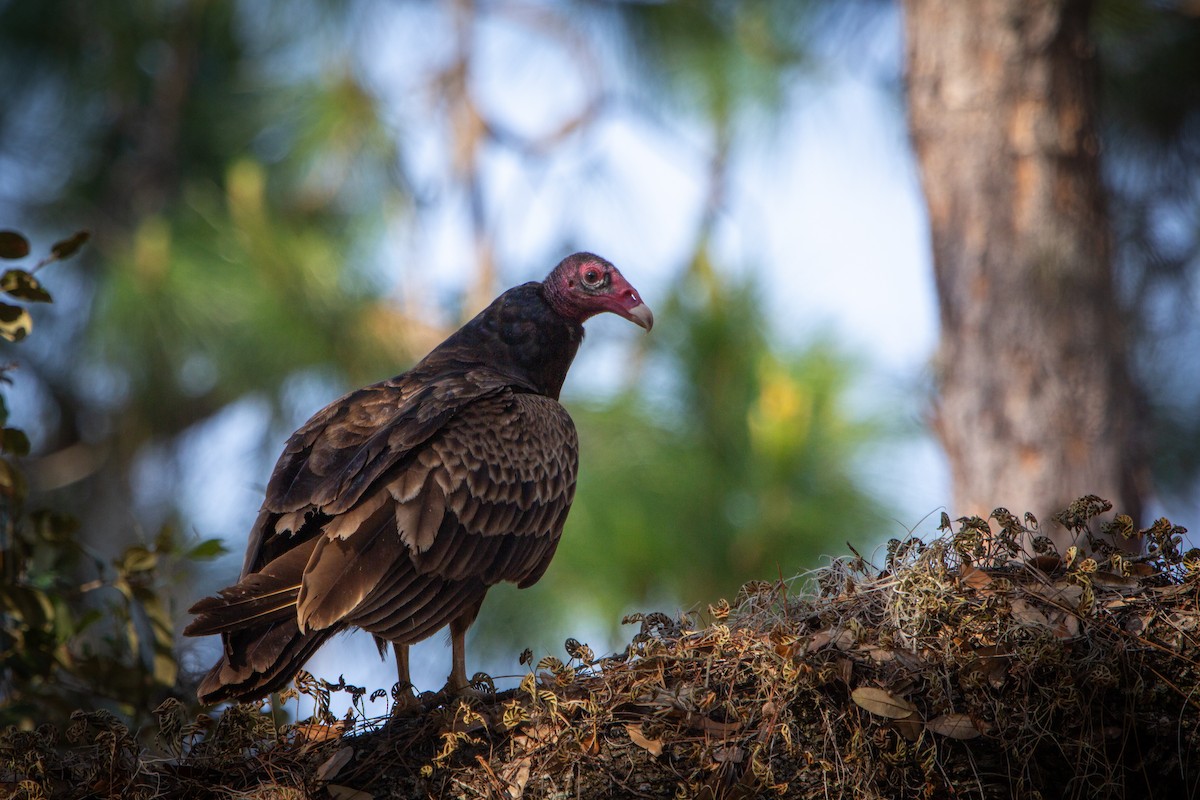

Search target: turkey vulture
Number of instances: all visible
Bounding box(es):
[185,253,652,704]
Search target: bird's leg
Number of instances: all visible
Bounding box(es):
[448,617,470,693]
[391,642,420,712]
[394,641,411,688]
[448,599,485,695]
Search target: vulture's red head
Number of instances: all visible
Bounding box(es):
[543,252,654,331]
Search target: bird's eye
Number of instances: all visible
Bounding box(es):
[582,268,602,287]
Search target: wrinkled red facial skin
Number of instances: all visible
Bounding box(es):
[543,252,654,331]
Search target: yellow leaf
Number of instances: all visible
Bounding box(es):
[0,270,51,302]
[0,302,31,342]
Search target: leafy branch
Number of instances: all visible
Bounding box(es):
[0,230,225,731]
[0,229,87,342]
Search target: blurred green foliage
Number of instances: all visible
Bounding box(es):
[98,158,395,435]
[568,261,884,604]
[0,232,226,730]
[0,0,411,475]
[474,251,888,653]
[615,0,813,127]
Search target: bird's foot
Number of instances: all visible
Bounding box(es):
[442,671,495,705]
[389,682,423,716]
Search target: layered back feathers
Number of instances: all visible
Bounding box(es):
[186,279,586,704]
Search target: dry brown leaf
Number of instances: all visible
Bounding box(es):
[1026,554,1062,573]
[1092,571,1139,589]
[891,649,926,671]
[500,754,531,800]
[1010,598,1051,628]
[959,564,994,590]
[894,716,923,741]
[524,722,560,743]
[925,713,983,740]
[851,687,917,719]
[1056,618,1084,642]
[625,724,664,756]
[866,647,895,663]
[963,647,1009,688]
[806,630,834,652]
[316,746,355,782]
[293,721,345,744]
[684,712,743,735]
[1038,581,1085,608]
[579,726,601,755]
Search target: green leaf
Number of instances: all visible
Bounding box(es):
[0,270,52,302]
[185,538,228,560]
[0,231,30,259]
[50,230,90,261]
[1,427,30,456]
[0,302,31,341]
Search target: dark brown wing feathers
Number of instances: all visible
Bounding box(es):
[186,371,579,703]
[185,272,611,704]
[269,370,518,515]
[295,494,401,632]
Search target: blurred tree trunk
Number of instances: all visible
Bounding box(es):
[903,0,1146,544]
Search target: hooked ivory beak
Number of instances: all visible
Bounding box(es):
[624,302,654,331]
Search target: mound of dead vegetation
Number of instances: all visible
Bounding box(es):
[3,496,1199,799]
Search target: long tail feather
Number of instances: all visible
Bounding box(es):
[195,624,338,705]
[185,585,300,636]
[185,536,314,638]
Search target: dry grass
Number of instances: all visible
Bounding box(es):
[4,497,1199,799]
